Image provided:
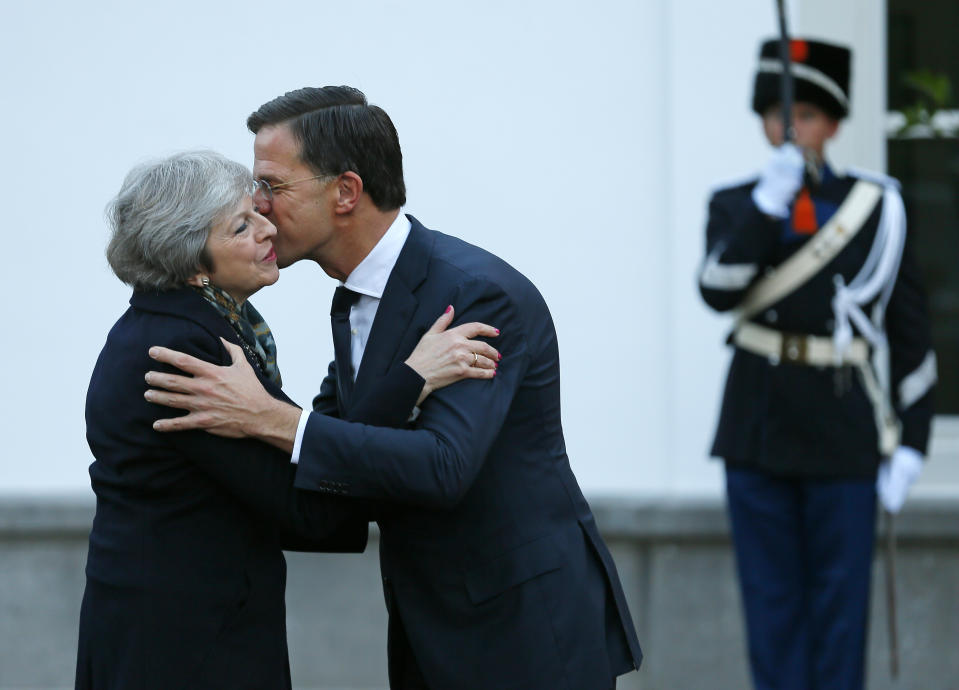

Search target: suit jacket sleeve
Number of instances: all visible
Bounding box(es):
[312,358,425,428]
[311,360,339,416]
[699,185,783,312]
[155,327,370,553]
[294,279,530,509]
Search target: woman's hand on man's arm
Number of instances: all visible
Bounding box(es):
[405,305,500,406]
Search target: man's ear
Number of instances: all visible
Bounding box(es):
[334,171,364,214]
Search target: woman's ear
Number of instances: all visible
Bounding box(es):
[187,274,210,288]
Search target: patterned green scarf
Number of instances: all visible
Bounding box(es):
[192,284,282,387]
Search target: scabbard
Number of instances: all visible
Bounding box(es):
[884,510,899,678]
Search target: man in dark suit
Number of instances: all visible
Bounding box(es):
[145,86,643,688]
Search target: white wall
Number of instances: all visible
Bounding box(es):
[0,0,895,497]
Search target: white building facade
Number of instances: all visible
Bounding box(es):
[0,0,953,498]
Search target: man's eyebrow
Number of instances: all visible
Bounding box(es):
[254,172,278,182]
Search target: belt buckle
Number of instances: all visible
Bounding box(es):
[780,333,807,363]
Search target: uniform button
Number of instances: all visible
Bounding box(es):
[351,328,358,335]
[765,309,778,323]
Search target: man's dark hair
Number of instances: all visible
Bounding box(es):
[247,86,406,210]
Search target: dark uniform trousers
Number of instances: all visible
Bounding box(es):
[726,468,876,690]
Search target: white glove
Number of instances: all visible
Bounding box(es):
[752,143,805,218]
[876,446,924,514]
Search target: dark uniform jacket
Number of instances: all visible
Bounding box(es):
[77,288,418,690]
[295,217,643,689]
[699,167,935,479]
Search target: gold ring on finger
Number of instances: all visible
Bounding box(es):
[472,352,478,367]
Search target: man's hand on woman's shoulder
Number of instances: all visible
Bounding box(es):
[145,338,300,453]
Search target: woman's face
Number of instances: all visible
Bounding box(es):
[201,195,280,304]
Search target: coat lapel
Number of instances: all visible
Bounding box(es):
[130,287,290,403]
[352,216,434,398]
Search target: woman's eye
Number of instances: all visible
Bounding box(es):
[234,223,248,235]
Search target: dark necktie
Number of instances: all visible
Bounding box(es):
[330,286,362,410]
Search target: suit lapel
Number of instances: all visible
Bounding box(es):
[130,287,291,404]
[352,217,434,397]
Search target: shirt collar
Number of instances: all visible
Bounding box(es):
[342,212,411,299]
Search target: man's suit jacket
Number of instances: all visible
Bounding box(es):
[297,217,644,689]
[78,288,396,690]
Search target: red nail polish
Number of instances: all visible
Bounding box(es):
[497,353,502,361]
[445,305,452,314]
[495,328,500,335]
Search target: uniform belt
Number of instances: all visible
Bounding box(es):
[732,322,869,366]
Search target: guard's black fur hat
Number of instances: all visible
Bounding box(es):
[752,38,851,120]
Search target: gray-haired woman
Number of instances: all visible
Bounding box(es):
[76,151,499,689]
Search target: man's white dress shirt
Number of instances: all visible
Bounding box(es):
[291,213,411,463]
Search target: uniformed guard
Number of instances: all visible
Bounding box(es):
[698,38,937,690]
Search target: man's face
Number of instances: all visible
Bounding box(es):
[762,102,839,156]
[252,123,336,268]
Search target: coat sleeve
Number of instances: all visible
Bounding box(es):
[155,328,370,553]
[311,360,340,417]
[294,279,530,510]
[312,358,424,428]
[885,235,936,454]
[699,185,783,312]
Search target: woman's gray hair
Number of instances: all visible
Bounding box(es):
[106,150,252,291]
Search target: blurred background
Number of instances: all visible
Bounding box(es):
[0,0,955,688]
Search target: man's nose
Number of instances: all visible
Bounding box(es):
[253,194,272,216]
